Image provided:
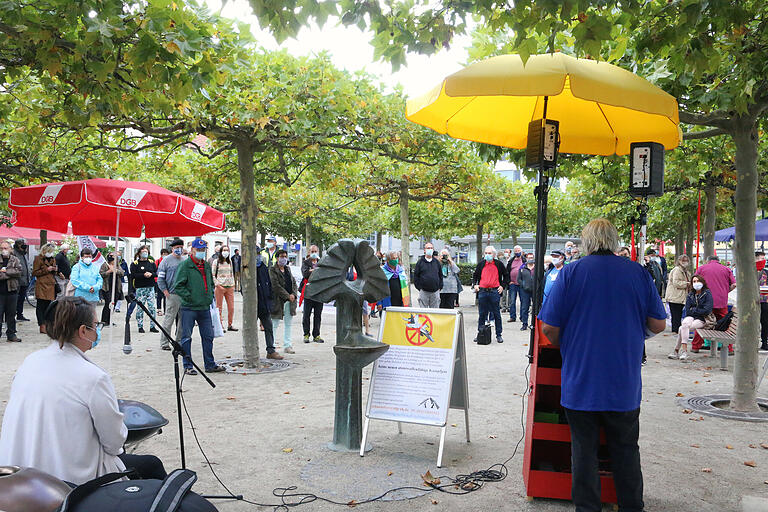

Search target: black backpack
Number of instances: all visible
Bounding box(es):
[714,311,734,331]
[476,323,492,345]
[56,469,217,512]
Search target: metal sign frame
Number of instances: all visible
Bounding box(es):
[360,307,470,467]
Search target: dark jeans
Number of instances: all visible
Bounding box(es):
[36,299,52,326]
[478,289,502,338]
[179,307,216,370]
[761,302,768,344]
[156,286,165,312]
[126,298,137,319]
[0,293,18,338]
[668,302,684,333]
[15,285,26,317]
[302,298,323,338]
[519,288,532,327]
[258,309,276,354]
[439,293,457,309]
[565,408,644,512]
[508,283,520,319]
[118,453,167,480]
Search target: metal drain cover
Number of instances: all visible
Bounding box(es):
[216,357,293,374]
[676,394,768,422]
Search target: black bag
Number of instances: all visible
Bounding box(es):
[56,469,217,512]
[714,311,734,331]
[476,323,492,345]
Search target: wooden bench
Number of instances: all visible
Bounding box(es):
[696,312,737,371]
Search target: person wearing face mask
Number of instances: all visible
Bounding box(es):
[0,240,23,342]
[70,248,103,305]
[32,243,59,333]
[12,239,31,322]
[212,244,237,332]
[438,249,460,309]
[232,248,242,292]
[617,246,632,260]
[568,246,582,262]
[54,243,72,299]
[252,246,283,360]
[301,245,324,343]
[664,255,691,334]
[261,235,279,267]
[644,249,665,296]
[0,297,167,484]
[157,239,185,350]
[173,238,226,374]
[269,249,298,354]
[542,250,566,306]
[99,252,124,326]
[129,245,158,334]
[517,255,536,330]
[669,275,714,361]
[155,248,170,316]
[381,251,410,308]
[413,242,443,309]
[692,255,736,354]
[471,246,509,343]
[505,245,525,323]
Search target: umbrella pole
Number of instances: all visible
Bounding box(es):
[528,170,550,362]
[108,208,121,368]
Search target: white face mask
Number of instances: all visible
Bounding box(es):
[552,257,563,266]
[221,251,230,258]
[45,252,54,258]
[140,251,148,259]
[692,282,703,291]
[425,250,433,259]
[82,257,92,265]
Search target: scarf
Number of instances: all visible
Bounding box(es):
[382,264,410,307]
[191,255,208,292]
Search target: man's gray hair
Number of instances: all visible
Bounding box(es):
[484,245,497,255]
[581,219,619,255]
[707,255,719,262]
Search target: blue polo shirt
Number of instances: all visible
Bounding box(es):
[542,266,562,305]
[538,253,666,411]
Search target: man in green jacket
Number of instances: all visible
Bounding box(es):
[173,238,225,374]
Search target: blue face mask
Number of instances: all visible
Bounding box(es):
[89,324,102,349]
[266,242,275,249]
[195,250,206,260]
[173,248,183,256]
[484,254,493,262]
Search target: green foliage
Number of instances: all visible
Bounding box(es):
[456,262,475,286]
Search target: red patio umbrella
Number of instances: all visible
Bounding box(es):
[0,223,106,247]
[8,178,225,237]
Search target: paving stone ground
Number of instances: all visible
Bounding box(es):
[2,290,768,511]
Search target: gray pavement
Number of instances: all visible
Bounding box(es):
[1,290,768,511]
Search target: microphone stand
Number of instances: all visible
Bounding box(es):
[125,294,242,502]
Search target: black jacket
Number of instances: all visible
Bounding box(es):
[130,259,157,289]
[55,251,71,279]
[685,289,713,321]
[256,261,273,315]
[472,259,510,288]
[518,265,535,294]
[413,256,443,292]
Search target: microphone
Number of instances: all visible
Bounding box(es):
[123,342,132,355]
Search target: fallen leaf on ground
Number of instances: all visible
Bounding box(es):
[451,423,457,427]
[387,471,393,476]
[431,499,439,505]
[702,468,712,473]
[726,445,734,449]
[422,470,441,486]
[347,500,357,507]
[690,444,700,448]
[489,435,497,439]
[676,393,685,397]
[694,381,700,384]
[226,396,236,400]
[745,461,757,467]
[760,443,768,449]
[282,448,293,453]
[749,444,757,448]
[682,409,693,414]
[656,392,664,395]
[703,373,711,377]
[283,391,290,394]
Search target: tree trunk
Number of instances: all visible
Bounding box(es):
[702,182,717,260]
[511,232,518,247]
[475,223,483,264]
[375,231,382,253]
[675,221,685,263]
[305,216,312,256]
[730,118,760,412]
[399,183,411,294]
[686,215,696,270]
[259,229,266,247]
[39,230,47,246]
[237,141,261,369]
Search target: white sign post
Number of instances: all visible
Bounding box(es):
[361,307,470,467]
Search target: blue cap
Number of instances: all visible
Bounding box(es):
[191,238,207,249]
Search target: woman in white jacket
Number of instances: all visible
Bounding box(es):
[0,296,165,484]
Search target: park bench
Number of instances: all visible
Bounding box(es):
[696,312,738,371]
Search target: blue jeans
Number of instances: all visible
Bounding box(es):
[519,288,532,327]
[179,307,216,370]
[508,283,520,320]
[478,289,502,338]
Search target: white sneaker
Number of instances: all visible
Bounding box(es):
[667,351,679,359]
[679,351,688,361]
[284,347,295,354]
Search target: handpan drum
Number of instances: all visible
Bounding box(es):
[0,466,71,512]
[118,399,169,447]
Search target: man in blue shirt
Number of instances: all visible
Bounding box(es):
[542,249,565,305]
[539,219,666,512]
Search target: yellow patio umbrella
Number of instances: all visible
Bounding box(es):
[406,52,681,155]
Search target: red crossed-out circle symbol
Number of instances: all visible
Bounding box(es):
[404,314,433,346]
